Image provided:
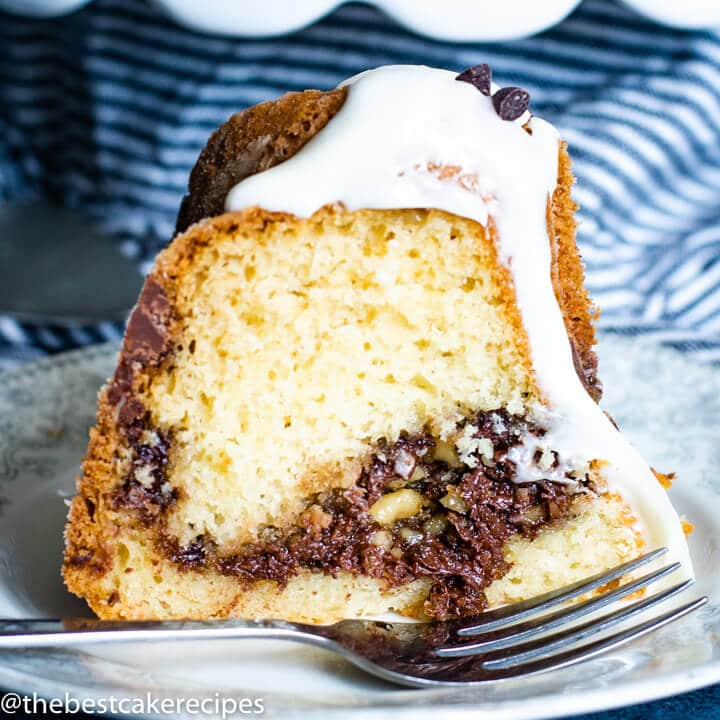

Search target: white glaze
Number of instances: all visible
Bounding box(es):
[226,65,692,574]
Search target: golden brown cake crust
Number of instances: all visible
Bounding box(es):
[62,275,178,611]
[550,144,601,400]
[176,88,347,232]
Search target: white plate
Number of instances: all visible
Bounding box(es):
[1,0,718,37]
[0,335,719,719]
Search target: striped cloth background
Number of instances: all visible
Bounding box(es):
[1,0,719,366]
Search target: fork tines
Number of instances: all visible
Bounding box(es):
[433,547,706,678]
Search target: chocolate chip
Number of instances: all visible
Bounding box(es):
[492,86,530,121]
[455,63,492,96]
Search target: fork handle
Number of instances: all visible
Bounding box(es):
[0,618,330,649]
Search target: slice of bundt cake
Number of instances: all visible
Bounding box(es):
[63,65,691,623]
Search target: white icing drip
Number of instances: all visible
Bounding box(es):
[225,65,692,575]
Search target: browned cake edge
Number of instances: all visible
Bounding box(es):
[176,87,347,233]
[550,146,601,400]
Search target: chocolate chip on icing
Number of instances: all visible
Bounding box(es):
[456,65,531,122]
[492,86,530,121]
[455,63,492,96]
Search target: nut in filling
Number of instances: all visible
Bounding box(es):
[140,410,599,620]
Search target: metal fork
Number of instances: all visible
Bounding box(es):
[0,548,705,688]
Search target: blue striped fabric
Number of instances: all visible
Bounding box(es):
[1,0,719,366]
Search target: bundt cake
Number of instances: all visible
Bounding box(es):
[63,64,691,623]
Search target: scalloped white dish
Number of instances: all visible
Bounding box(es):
[1,0,718,38]
[152,0,585,41]
[0,335,719,719]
